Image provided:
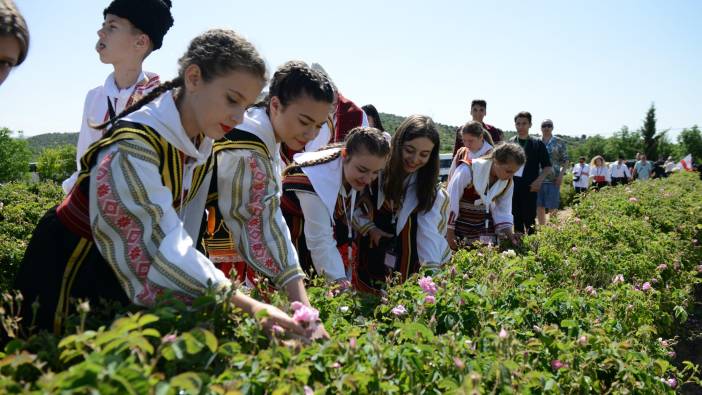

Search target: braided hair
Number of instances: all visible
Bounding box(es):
[256,60,335,113]
[384,115,440,213]
[283,127,390,174]
[461,120,495,146]
[487,142,526,166]
[0,0,29,66]
[93,28,267,130]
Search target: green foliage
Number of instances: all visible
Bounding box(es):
[678,125,702,163]
[0,181,63,289]
[25,132,78,160]
[0,128,32,183]
[1,173,701,393]
[36,145,77,182]
[379,112,457,153]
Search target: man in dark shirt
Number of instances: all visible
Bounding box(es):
[453,99,504,155]
[509,111,552,234]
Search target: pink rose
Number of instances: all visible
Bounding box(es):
[498,328,508,339]
[291,303,320,329]
[349,337,357,349]
[304,386,314,395]
[453,357,465,369]
[418,276,438,296]
[629,197,638,202]
[578,335,587,346]
[657,263,668,271]
[391,305,407,316]
[162,334,177,343]
[642,282,652,291]
[667,378,677,388]
[424,295,436,304]
[551,360,565,370]
[612,274,625,285]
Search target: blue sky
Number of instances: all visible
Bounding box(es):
[1,0,700,139]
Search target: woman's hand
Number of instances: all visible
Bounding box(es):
[447,228,458,251]
[253,302,308,339]
[369,227,393,248]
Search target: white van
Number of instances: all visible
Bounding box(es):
[439,153,453,182]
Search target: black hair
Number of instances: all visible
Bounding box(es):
[257,60,335,113]
[361,104,385,132]
[514,111,532,123]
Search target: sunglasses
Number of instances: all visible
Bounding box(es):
[541,124,553,128]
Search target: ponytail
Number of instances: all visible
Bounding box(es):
[92,77,184,130]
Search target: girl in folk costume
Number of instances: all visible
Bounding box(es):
[201,61,334,311]
[589,155,610,190]
[448,121,495,181]
[15,30,310,339]
[446,143,525,250]
[355,115,452,293]
[63,0,174,194]
[281,127,390,288]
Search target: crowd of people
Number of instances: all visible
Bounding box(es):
[0,0,697,343]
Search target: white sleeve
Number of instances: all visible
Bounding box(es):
[89,141,229,306]
[63,91,101,194]
[361,111,369,127]
[216,149,305,288]
[625,166,632,178]
[605,167,612,182]
[446,163,472,228]
[297,192,347,282]
[492,182,514,232]
[416,188,452,269]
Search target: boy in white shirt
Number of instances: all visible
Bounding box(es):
[62,0,173,193]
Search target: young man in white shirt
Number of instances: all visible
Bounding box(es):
[572,156,590,193]
[608,154,631,186]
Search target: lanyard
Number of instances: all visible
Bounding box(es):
[341,189,356,262]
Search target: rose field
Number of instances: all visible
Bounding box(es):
[0,172,701,394]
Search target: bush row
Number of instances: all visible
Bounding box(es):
[0,173,700,394]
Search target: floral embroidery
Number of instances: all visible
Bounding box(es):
[245,157,280,274]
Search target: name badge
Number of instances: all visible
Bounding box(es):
[384,252,397,269]
[479,235,496,245]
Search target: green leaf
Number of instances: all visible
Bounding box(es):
[169,372,202,395]
[560,319,578,329]
[398,322,435,342]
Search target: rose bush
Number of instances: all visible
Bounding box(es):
[0,173,700,393]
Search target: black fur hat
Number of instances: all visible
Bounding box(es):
[103,0,174,50]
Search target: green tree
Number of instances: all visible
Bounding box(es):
[639,104,665,160]
[0,127,32,183]
[604,126,643,160]
[677,125,702,163]
[36,144,77,182]
[571,134,608,162]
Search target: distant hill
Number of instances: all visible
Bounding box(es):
[22,121,590,160]
[379,113,458,153]
[26,133,78,159]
